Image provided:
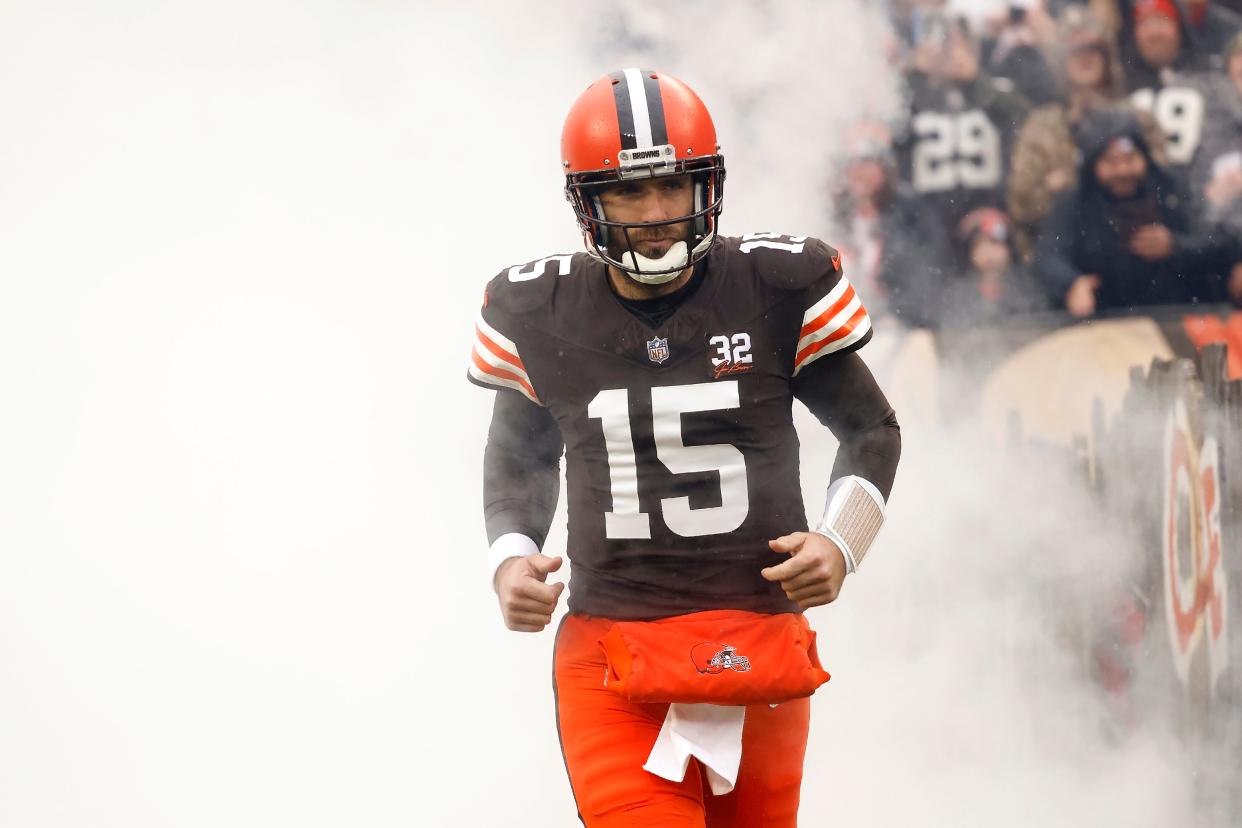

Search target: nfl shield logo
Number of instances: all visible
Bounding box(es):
[646,336,670,364]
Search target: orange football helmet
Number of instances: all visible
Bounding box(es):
[561,68,725,281]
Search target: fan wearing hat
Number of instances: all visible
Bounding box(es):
[1132,0,1186,75]
[1123,0,1214,179]
[1033,107,1236,315]
[1008,8,1167,256]
[897,12,1031,236]
[935,207,1048,326]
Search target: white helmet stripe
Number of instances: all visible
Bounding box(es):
[623,67,654,148]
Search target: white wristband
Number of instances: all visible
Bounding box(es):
[487,532,539,588]
[812,476,885,573]
[810,527,858,574]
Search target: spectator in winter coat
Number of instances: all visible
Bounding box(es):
[1180,0,1242,66]
[1123,0,1216,181]
[980,2,1060,106]
[1122,0,1214,82]
[896,11,1031,234]
[832,120,953,328]
[1191,31,1242,305]
[1008,10,1167,256]
[1095,0,1242,65]
[938,206,1050,326]
[1034,107,1237,315]
[1192,32,1242,230]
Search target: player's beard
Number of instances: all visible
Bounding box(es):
[606,220,694,264]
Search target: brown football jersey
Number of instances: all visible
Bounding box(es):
[468,234,873,619]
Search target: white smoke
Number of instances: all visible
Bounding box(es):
[0,1,1231,826]
[570,0,904,235]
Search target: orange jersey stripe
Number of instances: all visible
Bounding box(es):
[471,349,538,401]
[795,304,868,366]
[476,325,526,371]
[799,284,857,340]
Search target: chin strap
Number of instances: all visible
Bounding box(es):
[809,476,886,574]
[602,233,716,285]
[621,241,690,285]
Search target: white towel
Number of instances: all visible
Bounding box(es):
[642,703,747,795]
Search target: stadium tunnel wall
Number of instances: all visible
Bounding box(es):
[917,305,1242,751]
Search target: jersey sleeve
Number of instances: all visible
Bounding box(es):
[484,388,563,546]
[466,284,542,406]
[792,351,900,501]
[791,242,873,376]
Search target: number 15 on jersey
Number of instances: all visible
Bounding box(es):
[587,381,750,540]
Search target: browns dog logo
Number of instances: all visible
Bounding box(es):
[708,333,754,379]
[691,642,751,674]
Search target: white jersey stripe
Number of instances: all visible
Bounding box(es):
[476,312,520,359]
[624,67,654,148]
[800,277,851,330]
[797,293,863,353]
[794,314,872,375]
[468,361,539,403]
[472,339,532,383]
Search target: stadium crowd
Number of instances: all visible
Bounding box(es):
[840,0,1242,328]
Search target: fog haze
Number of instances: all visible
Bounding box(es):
[0,2,1216,826]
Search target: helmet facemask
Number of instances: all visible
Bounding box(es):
[565,154,725,284]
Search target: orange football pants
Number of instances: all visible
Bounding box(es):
[553,614,810,828]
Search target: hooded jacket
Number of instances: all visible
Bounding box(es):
[1007,13,1168,255]
[1034,107,1236,311]
[1120,0,1226,89]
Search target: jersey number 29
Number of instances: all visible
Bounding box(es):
[587,381,749,539]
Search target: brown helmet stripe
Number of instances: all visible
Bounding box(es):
[641,70,668,147]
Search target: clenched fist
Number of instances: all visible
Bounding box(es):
[761,532,849,609]
[495,554,565,632]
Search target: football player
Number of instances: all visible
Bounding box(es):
[468,68,901,828]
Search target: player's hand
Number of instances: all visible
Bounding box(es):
[1066,274,1100,317]
[761,532,848,610]
[495,554,565,632]
[1129,224,1174,261]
